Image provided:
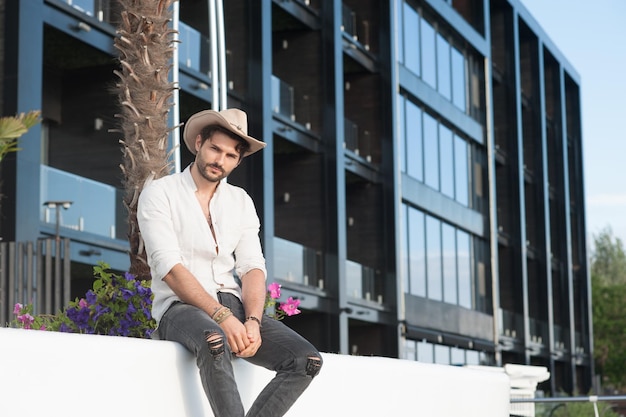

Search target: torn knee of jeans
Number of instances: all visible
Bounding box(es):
[204,331,225,357]
[305,355,322,378]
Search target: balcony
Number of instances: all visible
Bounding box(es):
[273,237,323,289]
[271,75,296,122]
[346,260,383,304]
[40,165,123,240]
[178,21,212,76]
[55,0,120,24]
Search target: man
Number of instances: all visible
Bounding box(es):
[137,108,322,417]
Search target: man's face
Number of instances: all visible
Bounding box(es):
[194,131,242,183]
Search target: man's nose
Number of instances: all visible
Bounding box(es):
[214,153,225,166]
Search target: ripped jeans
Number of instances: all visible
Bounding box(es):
[157,293,322,417]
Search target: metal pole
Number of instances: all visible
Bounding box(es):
[511,395,626,404]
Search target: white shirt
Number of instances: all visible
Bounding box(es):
[137,164,267,322]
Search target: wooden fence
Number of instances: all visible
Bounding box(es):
[0,238,71,326]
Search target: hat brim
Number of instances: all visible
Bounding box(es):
[182,110,266,157]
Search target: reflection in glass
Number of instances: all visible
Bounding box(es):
[274,237,304,284]
[426,215,442,301]
[423,112,439,190]
[396,0,404,65]
[437,34,451,100]
[401,205,410,294]
[451,47,466,111]
[406,101,423,181]
[403,2,420,76]
[434,344,450,364]
[420,19,437,89]
[417,340,434,363]
[398,94,407,173]
[41,165,118,238]
[442,223,457,304]
[458,230,472,308]
[454,134,469,206]
[439,124,454,199]
[408,208,426,297]
[404,339,417,361]
[451,347,465,365]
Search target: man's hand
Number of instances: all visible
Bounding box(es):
[236,320,262,358]
[219,316,261,357]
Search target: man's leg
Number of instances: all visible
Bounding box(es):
[219,293,323,417]
[158,302,246,417]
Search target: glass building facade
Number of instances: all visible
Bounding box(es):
[0,0,592,395]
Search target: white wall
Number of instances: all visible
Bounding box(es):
[0,327,510,416]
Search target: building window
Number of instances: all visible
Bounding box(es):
[398,95,473,208]
[404,339,493,366]
[403,204,486,311]
[397,1,469,114]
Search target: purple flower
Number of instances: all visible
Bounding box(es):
[86,290,97,305]
[92,305,110,321]
[120,288,134,301]
[124,272,136,281]
[59,322,73,333]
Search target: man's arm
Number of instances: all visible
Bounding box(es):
[163,264,253,355]
[241,268,266,321]
[162,263,223,317]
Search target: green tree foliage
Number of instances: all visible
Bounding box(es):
[591,227,626,391]
[546,400,619,417]
[0,111,41,162]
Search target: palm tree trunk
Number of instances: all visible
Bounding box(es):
[113,0,178,277]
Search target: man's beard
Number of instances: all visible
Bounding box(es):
[198,162,227,183]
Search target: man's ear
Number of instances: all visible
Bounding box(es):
[195,134,203,153]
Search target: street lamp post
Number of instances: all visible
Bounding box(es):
[43,200,73,311]
[43,201,73,241]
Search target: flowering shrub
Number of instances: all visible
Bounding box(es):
[12,267,300,338]
[12,262,156,338]
[264,282,301,320]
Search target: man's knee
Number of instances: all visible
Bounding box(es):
[204,330,226,358]
[305,354,322,378]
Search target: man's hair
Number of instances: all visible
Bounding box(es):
[199,125,251,158]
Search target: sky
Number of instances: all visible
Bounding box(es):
[518,0,626,253]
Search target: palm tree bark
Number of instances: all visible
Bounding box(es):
[113,0,178,277]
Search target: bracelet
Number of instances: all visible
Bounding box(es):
[245,316,262,327]
[212,306,233,324]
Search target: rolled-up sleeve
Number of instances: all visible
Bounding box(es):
[234,193,267,281]
[137,183,184,281]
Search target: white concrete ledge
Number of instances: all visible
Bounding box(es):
[0,327,510,416]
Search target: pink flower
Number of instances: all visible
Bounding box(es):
[39,325,47,331]
[13,303,23,315]
[279,297,301,316]
[17,313,34,329]
[267,282,281,299]
[78,298,89,308]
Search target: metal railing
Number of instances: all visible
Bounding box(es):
[0,239,71,326]
[511,395,626,417]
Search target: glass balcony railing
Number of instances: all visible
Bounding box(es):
[346,260,383,304]
[528,317,549,347]
[341,4,357,40]
[554,325,570,352]
[273,237,323,288]
[40,165,123,239]
[498,309,523,340]
[271,75,295,122]
[58,0,119,24]
[178,21,212,75]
